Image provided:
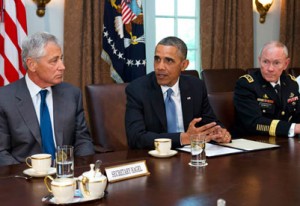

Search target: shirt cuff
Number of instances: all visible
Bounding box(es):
[288,123,296,137]
[180,133,183,146]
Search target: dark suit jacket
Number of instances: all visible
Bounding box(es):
[125,72,221,149]
[0,78,94,166]
[234,70,300,137]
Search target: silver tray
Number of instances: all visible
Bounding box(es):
[42,189,105,205]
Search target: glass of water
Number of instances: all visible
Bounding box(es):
[189,134,208,167]
[56,145,74,178]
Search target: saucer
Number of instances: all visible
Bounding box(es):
[23,167,56,177]
[148,150,178,158]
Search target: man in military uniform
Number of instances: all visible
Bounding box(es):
[234,41,300,137]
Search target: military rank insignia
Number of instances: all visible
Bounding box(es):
[257,98,274,104]
[241,74,254,83]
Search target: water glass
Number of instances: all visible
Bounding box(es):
[56,145,74,178]
[189,134,208,167]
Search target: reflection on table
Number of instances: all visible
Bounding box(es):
[0,136,300,206]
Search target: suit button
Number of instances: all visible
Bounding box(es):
[262,110,266,113]
[281,111,285,116]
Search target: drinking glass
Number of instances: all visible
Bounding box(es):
[56,145,74,178]
[189,134,208,167]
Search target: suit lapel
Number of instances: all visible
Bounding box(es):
[150,75,167,130]
[52,85,65,146]
[179,78,194,130]
[15,79,42,146]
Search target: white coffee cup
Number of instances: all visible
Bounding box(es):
[44,176,76,204]
[154,138,172,154]
[25,153,51,174]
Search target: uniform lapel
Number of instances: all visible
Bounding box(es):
[280,76,289,109]
[258,73,281,106]
[16,79,42,146]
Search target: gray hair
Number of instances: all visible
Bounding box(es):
[259,41,289,58]
[21,32,61,70]
[157,36,188,60]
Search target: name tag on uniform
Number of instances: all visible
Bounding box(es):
[259,102,273,109]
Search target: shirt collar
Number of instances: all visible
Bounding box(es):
[270,79,281,87]
[25,74,52,97]
[161,78,180,96]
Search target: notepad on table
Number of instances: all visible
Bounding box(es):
[177,143,243,157]
[177,138,279,157]
[219,138,280,151]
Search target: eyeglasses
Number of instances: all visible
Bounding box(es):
[260,59,285,68]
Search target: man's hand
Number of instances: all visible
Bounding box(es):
[180,118,231,145]
[210,127,231,143]
[294,124,300,135]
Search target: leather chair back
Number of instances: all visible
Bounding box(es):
[181,70,199,78]
[288,67,300,77]
[201,69,247,93]
[208,92,235,131]
[246,68,259,75]
[85,83,129,152]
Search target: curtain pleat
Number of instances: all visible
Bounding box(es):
[200,0,253,70]
[280,0,300,68]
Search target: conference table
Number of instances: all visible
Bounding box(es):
[1,136,300,206]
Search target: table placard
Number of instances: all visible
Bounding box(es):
[104,160,150,182]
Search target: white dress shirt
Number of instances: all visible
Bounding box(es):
[25,74,57,146]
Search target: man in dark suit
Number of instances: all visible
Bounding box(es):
[125,36,231,149]
[0,32,94,166]
[234,41,300,137]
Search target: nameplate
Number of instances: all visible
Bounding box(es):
[104,160,150,183]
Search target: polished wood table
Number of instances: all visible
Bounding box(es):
[1,137,300,206]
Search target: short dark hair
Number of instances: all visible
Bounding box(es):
[157,36,188,59]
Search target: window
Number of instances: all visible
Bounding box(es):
[143,0,200,73]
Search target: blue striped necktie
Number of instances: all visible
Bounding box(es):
[39,90,55,158]
[165,88,177,133]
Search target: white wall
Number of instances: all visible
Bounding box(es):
[253,0,281,67]
[25,0,281,68]
[25,0,65,46]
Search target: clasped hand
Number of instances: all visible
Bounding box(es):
[180,117,231,145]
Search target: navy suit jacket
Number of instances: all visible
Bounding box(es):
[125,72,221,149]
[0,78,94,166]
